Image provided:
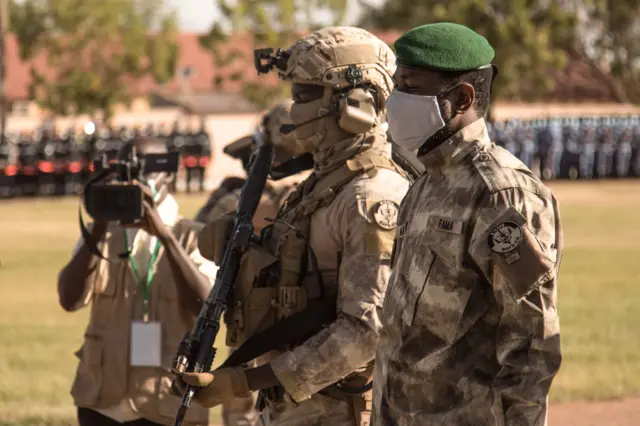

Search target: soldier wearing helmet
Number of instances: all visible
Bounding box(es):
[194,99,309,228]
[174,27,413,426]
[193,99,309,426]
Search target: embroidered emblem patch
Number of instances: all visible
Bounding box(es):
[372,200,399,230]
[488,221,523,253]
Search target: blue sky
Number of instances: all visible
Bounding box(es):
[167,0,385,32]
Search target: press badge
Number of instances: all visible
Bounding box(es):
[130,321,162,367]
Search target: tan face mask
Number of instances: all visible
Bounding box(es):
[290,98,328,153]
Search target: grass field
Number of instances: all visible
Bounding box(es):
[1,181,640,425]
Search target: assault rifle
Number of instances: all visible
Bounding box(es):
[171,128,274,426]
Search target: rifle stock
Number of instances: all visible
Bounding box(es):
[172,128,274,426]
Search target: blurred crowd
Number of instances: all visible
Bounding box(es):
[2,114,640,200]
[0,120,212,199]
[488,115,640,180]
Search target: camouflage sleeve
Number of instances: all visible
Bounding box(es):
[469,187,563,425]
[270,175,404,402]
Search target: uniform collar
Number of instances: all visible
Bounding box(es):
[418,118,490,176]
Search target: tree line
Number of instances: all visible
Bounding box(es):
[7,0,640,120]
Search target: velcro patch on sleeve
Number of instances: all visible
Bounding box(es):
[365,226,396,259]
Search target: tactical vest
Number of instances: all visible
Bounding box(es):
[221,149,418,426]
[224,148,408,349]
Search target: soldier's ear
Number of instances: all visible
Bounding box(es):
[456,83,475,113]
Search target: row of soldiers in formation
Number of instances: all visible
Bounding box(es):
[488,115,640,179]
[2,114,640,200]
[0,121,212,198]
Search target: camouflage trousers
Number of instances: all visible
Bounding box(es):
[260,392,363,426]
[222,392,259,426]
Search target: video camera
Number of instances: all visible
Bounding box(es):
[84,149,179,222]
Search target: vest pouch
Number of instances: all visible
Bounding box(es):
[70,338,103,407]
[275,221,308,290]
[275,286,308,321]
[86,260,122,337]
[199,213,235,265]
[226,287,278,348]
[226,246,279,348]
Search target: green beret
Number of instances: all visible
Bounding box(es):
[394,22,494,72]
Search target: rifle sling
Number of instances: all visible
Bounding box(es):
[219,298,336,369]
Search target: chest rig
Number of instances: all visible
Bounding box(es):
[223,149,405,351]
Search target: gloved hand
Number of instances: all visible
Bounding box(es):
[197,212,236,265]
[171,367,251,408]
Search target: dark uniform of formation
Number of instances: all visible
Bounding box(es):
[0,121,212,198]
[487,116,640,180]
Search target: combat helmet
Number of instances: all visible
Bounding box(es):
[254,27,396,150]
[224,99,303,171]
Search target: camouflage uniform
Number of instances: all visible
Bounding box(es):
[215,27,411,426]
[218,180,300,426]
[373,118,563,426]
[195,101,309,426]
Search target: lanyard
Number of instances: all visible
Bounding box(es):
[123,231,161,318]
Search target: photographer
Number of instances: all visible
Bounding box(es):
[57,136,215,426]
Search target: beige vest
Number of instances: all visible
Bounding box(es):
[225,149,404,348]
[70,219,209,426]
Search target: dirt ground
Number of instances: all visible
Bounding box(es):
[549,397,640,425]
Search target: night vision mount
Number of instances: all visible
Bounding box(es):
[253,48,290,75]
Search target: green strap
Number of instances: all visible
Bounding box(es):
[123,231,161,317]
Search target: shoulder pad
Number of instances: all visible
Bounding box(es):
[351,169,406,229]
[472,146,550,197]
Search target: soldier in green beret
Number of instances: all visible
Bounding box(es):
[373,23,563,426]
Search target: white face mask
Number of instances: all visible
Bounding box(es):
[386,90,446,152]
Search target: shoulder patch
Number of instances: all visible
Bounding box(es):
[371,200,399,230]
[488,221,523,253]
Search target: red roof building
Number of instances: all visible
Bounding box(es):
[2,30,623,106]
